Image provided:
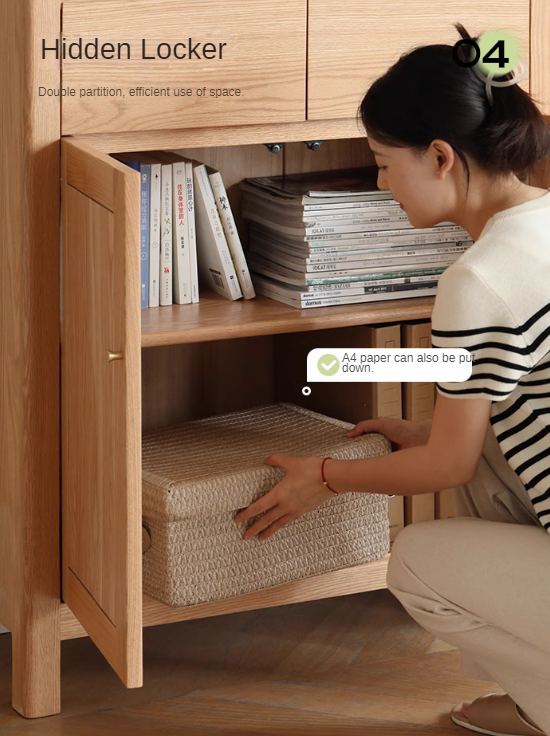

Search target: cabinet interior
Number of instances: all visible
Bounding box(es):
[139,137,378,430]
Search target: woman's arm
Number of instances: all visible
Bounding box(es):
[325,393,492,495]
[234,394,492,540]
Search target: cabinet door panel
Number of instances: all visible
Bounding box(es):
[308,0,529,121]
[61,0,306,134]
[61,139,142,687]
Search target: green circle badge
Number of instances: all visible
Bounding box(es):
[476,29,521,76]
[317,354,340,376]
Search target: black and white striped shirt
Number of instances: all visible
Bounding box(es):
[431,191,550,532]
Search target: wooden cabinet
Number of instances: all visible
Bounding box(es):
[3,0,549,720]
[62,0,307,134]
[60,135,434,688]
[307,0,530,120]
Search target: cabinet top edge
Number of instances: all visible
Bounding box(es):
[63,118,367,154]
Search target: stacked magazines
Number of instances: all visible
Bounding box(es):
[240,167,473,308]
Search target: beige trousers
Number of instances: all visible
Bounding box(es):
[386,422,550,734]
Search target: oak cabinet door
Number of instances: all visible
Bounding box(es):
[61,139,142,687]
[308,0,529,121]
[61,0,307,134]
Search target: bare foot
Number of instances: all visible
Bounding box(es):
[462,701,472,718]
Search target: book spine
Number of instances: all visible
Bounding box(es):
[303,216,413,232]
[185,162,199,303]
[160,164,173,306]
[303,205,404,220]
[194,164,242,300]
[304,199,399,211]
[304,273,442,292]
[252,244,469,268]
[253,252,460,276]
[209,171,255,299]
[121,160,140,171]
[257,286,438,308]
[248,256,448,285]
[258,284,438,307]
[172,162,191,304]
[249,221,468,247]
[253,275,440,300]
[305,253,461,272]
[298,281,438,301]
[243,208,414,235]
[297,238,469,253]
[301,226,466,243]
[148,164,161,308]
[249,205,405,224]
[251,232,470,253]
[302,244,468,264]
[140,165,150,309]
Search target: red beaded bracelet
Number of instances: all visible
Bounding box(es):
[321,457,339,495]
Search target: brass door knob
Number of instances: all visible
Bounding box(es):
[108,350,124,362]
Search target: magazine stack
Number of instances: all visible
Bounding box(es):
[240,167,473,309]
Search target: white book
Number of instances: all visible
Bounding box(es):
[148,163,161,307]
[208,168,255,299]
[192,163,242,301]
[160,164,173,306]
[172,161,192,304]
[185,162,199,303]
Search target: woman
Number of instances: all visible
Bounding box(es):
[234,23,550,736]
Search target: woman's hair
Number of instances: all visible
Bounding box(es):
[358,23,550,188]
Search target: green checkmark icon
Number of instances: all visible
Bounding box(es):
[317,353,340,376]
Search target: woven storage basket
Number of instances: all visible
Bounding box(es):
[142,402,391,608]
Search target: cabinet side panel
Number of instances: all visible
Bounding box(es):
[0,0,61,719]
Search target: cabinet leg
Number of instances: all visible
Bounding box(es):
[11,606,60,718]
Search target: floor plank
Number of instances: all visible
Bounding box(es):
[0,589,503,735]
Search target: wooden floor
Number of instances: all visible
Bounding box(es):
[0,589,503,735]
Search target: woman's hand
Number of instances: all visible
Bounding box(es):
[346,416,432,450]
[234,454,335,541]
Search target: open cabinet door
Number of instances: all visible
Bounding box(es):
[61,139,142,687]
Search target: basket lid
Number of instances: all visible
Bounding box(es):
[142,403,391,521]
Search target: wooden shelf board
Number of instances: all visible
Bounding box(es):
[60,553,390,640]
[141,291,435,347]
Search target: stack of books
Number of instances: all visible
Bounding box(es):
[240,168,473,309]
[113,151,255,307]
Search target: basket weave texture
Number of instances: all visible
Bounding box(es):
[142,402,391,608]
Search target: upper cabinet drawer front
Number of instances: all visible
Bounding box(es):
[308,1,530,121]
[62,0,306,135]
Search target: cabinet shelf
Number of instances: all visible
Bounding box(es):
[60,553,390,640]
[141,290,436,347]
